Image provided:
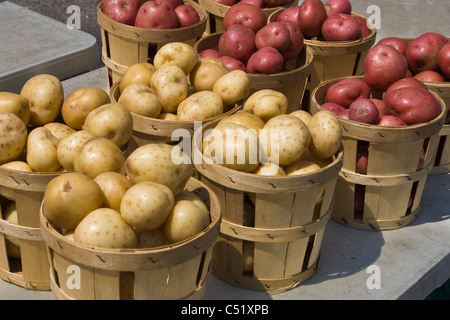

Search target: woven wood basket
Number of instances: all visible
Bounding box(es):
[192,120,344,293]
[194,33,314,113]
[0,168,62,291]
[97,0,207,89]
[197,0,296,35]
[39,178,221,300]
[110,81,243,147]
[310,76,447,230]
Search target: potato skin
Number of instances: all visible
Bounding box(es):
[307,111,342,159]
[20,74,64,126]
[26,127,61,173]
[0,92,30,125]
[0,112,27,165]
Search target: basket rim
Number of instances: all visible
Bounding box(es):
[193,119,344,193]
[97,0,208,41]
[310,76,447,143]
[39,177,221,271]
[0,166,62,191]
[198,0,297,17]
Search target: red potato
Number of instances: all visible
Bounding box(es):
[157,0,182,8]
[377,115,407,127]
[337,109,349,119]
[134,1,179,29]
[102,0,140,26]
[438,42,450,78]
[353,16,371,38]
[255,22,291,51]
[211,0,237,5]
[377,37,409,57]
[324,0,351,16]
[276,6,300,25]
[383,87,442,125]
[385,77,428,95]
[278,21,304,60]
[406,32,448,74]
[355,141,369,174]
[369,98,387,119]
[325,78,371,108]
[298,0,328,39]
[240,0,265,8]
[175,4,200,27]
[219,56,247,72]
[405,69,413,77]
[218,24,257,64]
[414,70,446,82]
[348,99,379,124]
[246,47,285,74]
[321,14,362,41]
[321,102,346,115]
[199,49,221,58]
[363,44,408,91]
[223,3,267,33]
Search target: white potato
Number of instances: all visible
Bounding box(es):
[253,162,286,176]
[3,202,20,247]
[0,92,30,125]
[158,112,178,121]
[177,91,224,121]
[203,123,260,173]
[151,65,189,113]
[189,57,229,92]
[120,63,156,93]
[217,111,265,133]
[290,110,313,126]
[137,228,170,248]
[259,114,311,167]
[120,181,175,231]
[243,89,288,123]
[74,137,126,179]
[153,42,199,75]
[61,87,111,130]
[20,74,64,126]
[125,143,194,196]
[57,130,97,171]
[74,208,138,249]
[285,159,325,205]
[163,190,210,243]
[43,172,104,230]
[308,111,342,159]
[94,172,132,212]
[0,161,33,172]
[26,127,61,172]
[213,70,250,105]
[0,112,27,165]
[82,103,133,149]
[118,83,162,118]
[43,122,76,141]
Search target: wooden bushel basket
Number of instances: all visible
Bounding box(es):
[97,0,207,89]
[39,178,221,300]
[110,81,243,147]
[0,168,62,291]
[192,121,344,293]
[310,76,447,231]
[194,33,314,113]
[197,0,296,35]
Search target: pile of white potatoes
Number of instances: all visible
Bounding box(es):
[117,42,250,121]
[202,89,343,177]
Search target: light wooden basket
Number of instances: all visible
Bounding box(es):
[310,76,447,230]
[39,178,221,300]
[192,121,343,293]
[97,0,207,88]
[110,81,243,147]
[197,0,296,35]
[194,33,314,113]
[0,168,62,291]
